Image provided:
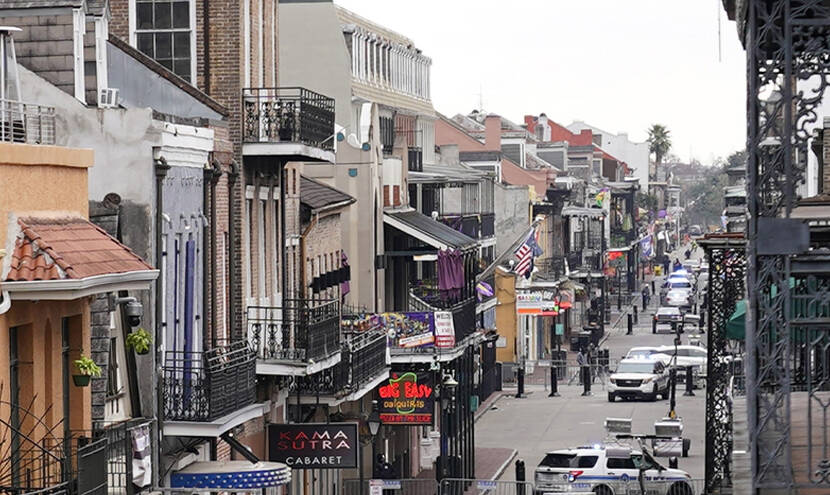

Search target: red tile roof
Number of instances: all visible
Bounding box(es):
[6,217,154,282]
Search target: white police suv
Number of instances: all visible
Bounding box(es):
[608,358,669,402]
[534,444,694,495]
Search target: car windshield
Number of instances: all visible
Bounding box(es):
[616,362,656,374]
[657,308,680,316]
[669,280,691,288]
[627,350,655,358]
[539,454,598,468]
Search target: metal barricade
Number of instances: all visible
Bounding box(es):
[534,478,703,495]
[343,478,438,495]
[440,478,533,495]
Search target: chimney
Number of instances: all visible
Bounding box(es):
[485,114,501,151]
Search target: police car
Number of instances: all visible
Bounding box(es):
[608,358,669,402]
[533,444,694,495]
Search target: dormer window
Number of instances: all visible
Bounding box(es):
[133,0,194,82]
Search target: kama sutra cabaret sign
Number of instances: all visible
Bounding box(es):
[268,423,358,469]
[377,372,435,425]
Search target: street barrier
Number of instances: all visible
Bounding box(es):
[440,478,533,495]
[343,478,437,495]
[526,361,618,391]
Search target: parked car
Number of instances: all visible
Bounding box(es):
[689,225,703,236]
[653,306,682,334]
[660,276,694,300]
[534,444,695,495]
[664,289,693,311]
[624,346,672,364]
[608,358,670,402]
[657,344,708,388]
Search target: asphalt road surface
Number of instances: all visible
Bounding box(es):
[478,243,707,482]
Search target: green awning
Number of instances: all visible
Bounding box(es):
[726,300,746,340]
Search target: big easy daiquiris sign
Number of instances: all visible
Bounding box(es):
[377,372,435,425]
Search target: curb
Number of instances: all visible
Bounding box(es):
[475,392,507,423]
[491,449,518,480]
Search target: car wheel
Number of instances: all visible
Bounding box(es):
[592,485,613,495]
[667,482,693,495]
[607,393,615,402]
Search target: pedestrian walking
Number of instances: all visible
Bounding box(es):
[642,284,650,309]
[684,248,691,260]
[576,348,586,385]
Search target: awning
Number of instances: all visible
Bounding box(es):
[384,210,477,251]
[171,461,291,489]
[562,206,605,218]
[3,216,158,300]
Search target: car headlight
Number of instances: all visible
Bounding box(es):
[642,377,654,383]
[609,378,616,384]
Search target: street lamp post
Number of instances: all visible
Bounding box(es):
[439,371,458,482]
[362,401,381,495]
[668,321,682,419]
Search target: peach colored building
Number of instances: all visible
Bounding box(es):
[0,141,156,491]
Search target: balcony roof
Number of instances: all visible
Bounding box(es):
[384,210,477,251]
[300,176,354,213]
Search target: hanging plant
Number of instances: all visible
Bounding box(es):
[126,328,152,355]
[73,356,101,387]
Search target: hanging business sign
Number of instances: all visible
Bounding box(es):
[381,312,435,348]
[377,372,435,425]
[516,290,559,316]
[267,423,358,469]
[433,311,456,348]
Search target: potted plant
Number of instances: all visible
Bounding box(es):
[126,328,152,355]
[73,356,101,387]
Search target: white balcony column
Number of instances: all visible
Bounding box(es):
[360,32,367,81]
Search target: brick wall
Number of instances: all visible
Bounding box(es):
[304,213,343,301]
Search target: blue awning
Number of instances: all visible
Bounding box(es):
[171,461,291,489]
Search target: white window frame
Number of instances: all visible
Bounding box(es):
[128,0,197,85]
[94,17,109,97]
[72,8,85,102]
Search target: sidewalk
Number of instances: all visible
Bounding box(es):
[416,447,517,481]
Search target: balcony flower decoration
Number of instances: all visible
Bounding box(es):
[126,327,153,355]
[73,355,102,387]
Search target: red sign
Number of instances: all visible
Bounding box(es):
[376,372,435,425]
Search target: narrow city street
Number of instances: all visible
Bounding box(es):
[477,247,708,482]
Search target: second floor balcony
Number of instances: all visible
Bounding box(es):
[1,99,55,145]
[438,212,496,241]
[248,299,342,376]
[294,330,389,404]
[161,341,264,437]
[534,256,567,282]
[241,87,335,162]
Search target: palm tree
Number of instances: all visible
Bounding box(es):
[647,124,672,181]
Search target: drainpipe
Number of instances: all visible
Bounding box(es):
[210,159,221,345]
[203,163,212,350]
[281,163,287,301]
[228,160,239,339]
[203,0,210,94]
[153,156,170,489]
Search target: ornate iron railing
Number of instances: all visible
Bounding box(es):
[401,294,476,352]
[247,299,341,363]
[0,99,55,145]
[296,331,388,397]
[438,213,495,240]
[241,87,334,149]
[161,341,256,422]
[535,256,566,280]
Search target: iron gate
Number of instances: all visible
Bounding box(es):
[440,479,533,495]
[342,479,437,495]
[76,438,107,495]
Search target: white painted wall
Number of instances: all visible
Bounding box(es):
[568,121,650,190]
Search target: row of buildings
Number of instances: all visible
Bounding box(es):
[0,1,674,493]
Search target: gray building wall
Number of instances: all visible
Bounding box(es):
[495,182,531,256]
[108,42,223,120]
[278,1,354,129]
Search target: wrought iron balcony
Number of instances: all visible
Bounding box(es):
[405,291,477,347]
[242,87,334,150]
[247,299,341,367]
[610,226,636,247]
[535,256,567,281]
[438,212,496,240]
[1,99,55,145]
[295,330,388,399]
[161,341,256,422]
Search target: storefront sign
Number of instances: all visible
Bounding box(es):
[555,323,564,336]
[268,423,358,469]
[516,290,559,316]
[381,312,435,348]
[433,311,456,348]
[377,372,435,425]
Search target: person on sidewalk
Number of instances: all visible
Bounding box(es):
[576,348,586,385]
[642,284,650,309]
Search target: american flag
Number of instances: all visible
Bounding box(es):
[515,242,532,277]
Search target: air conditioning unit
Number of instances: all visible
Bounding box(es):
[98,88,119,108]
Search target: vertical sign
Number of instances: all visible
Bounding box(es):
[433,311,456,348]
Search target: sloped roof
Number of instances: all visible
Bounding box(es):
[384,210,477,250]
[6,217,154,282]
[300,176,355,212]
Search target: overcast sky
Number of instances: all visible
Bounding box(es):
[335,0,747,164]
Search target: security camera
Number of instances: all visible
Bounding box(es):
[125,300,143,327]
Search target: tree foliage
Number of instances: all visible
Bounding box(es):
[647,124,672,165]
